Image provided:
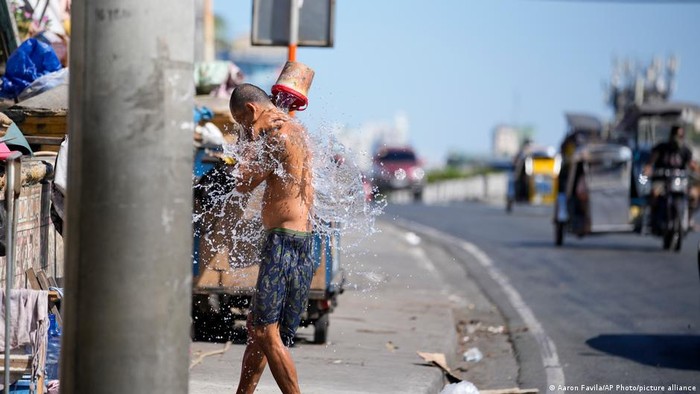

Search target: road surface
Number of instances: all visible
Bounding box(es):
[387,202,700,392]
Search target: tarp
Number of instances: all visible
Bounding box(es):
[0,38,62,99]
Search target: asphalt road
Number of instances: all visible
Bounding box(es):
[386,202,700,393]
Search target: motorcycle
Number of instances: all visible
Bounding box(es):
[644,168,689,251]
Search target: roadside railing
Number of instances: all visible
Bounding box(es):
[389,172,508,204]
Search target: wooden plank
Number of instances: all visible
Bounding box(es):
[25,136,64,146]
[310,237,326,290]
[25,268,42,290]
[50,303,62,328]
[36,373,45,394]
[0,354,32,373]
[36,270,51,290]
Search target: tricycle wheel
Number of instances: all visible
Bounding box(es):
[313,313,329,344]
[555,222,564,246]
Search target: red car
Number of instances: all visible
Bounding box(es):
[371,147,425,201]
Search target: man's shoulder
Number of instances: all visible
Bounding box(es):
[272,120,306,142]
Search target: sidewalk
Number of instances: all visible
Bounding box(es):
[188,220,518,393]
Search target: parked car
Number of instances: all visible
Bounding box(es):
[372,146,425,201]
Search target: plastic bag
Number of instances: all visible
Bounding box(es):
[17,68,68,102]
[0,38,62,99]
[440,381,480,394]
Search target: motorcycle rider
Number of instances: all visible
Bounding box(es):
[643,125,699,230]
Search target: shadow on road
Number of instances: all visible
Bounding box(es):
[586,334,700,371]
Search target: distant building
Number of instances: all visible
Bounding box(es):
[492,125,520,158]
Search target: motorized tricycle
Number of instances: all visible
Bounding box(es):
[554,142,690,251]
[554,143,633,245]
[506,147,560,212]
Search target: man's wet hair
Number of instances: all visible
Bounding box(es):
[229,83,273,113]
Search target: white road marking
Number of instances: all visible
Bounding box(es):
[409,246,441,279]
[392,218,566,393]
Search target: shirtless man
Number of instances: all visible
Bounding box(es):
[228,84,314,394]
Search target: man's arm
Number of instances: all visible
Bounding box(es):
[234,141,273,194]
[235,161,270,194]
[233,110,288,194]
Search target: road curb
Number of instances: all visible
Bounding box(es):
[385,217,556,391]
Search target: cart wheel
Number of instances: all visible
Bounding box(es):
[555,222,564,246]
[313,313,329,344]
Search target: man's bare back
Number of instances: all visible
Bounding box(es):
[235,108,314,233]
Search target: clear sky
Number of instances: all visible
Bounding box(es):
[214,0,700,164]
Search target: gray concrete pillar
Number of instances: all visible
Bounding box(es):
[62,1,194,393]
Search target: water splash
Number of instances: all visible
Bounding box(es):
[192,118,385,271]
[308,129,385,242]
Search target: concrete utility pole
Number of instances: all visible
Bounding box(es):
[62,1,194,393]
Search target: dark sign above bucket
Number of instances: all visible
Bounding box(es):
[251,0,335,48]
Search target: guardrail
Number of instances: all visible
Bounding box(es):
[389,172,508,204]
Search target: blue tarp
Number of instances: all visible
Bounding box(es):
[0,38,62,99]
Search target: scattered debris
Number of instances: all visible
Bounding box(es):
[466,321,482,334]
[189,342,231,369]
[463,347,483,363]
[460,320,507,336]
[486,325,505,334]
[385,341,398,352]
[416,351,462,384]
[440,381,480,394]
[331,359,343,364]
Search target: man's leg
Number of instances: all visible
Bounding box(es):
[250,323,301,394]
[236,316,268,394]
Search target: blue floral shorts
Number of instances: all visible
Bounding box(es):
[252,228,314,346]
